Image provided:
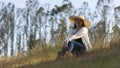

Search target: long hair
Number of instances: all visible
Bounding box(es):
[73,24,77,29]
[73,21,85,29]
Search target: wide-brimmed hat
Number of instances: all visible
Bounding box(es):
[69,16,90,28]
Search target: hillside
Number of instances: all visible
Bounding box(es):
[21,48,120,68]
[0,0,120,68]
[0,40,120,68]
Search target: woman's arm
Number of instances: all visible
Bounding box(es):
[67,27,88,41]
[64,29,74,41]
[63,29,74,47]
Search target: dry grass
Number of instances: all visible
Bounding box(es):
[0,38,120,68]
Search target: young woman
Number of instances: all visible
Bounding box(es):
[59,16,92,56]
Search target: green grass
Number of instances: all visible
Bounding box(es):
[0,42,120,68]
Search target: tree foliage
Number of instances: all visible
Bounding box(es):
[0,0,119,57]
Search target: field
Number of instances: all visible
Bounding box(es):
[0,40,120,68]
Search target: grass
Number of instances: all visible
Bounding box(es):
[20,47,120,68]
[21,48,120,68]
[0,40,120,68]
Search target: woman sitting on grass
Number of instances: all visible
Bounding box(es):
[59,16,92,57]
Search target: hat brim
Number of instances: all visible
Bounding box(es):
[69,16,90,28]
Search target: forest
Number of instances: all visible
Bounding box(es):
[0,0,120,67]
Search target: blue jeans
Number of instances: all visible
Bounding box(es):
[67,40,85,52]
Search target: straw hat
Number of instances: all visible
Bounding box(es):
[69,16,90,28]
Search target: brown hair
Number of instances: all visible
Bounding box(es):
[73,18,85,29]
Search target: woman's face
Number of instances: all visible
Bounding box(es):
[74,18,84,28]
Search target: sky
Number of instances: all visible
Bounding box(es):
[0,0,120,10]
[0,0,98,10]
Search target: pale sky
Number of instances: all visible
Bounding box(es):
[0,0,97,9]
[0,0,120,10]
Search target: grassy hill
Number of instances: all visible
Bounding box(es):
[0,41,120,68]
[21,47,120,68]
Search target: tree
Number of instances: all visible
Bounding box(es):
[25,0,40,49]
[89,21,106,45]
